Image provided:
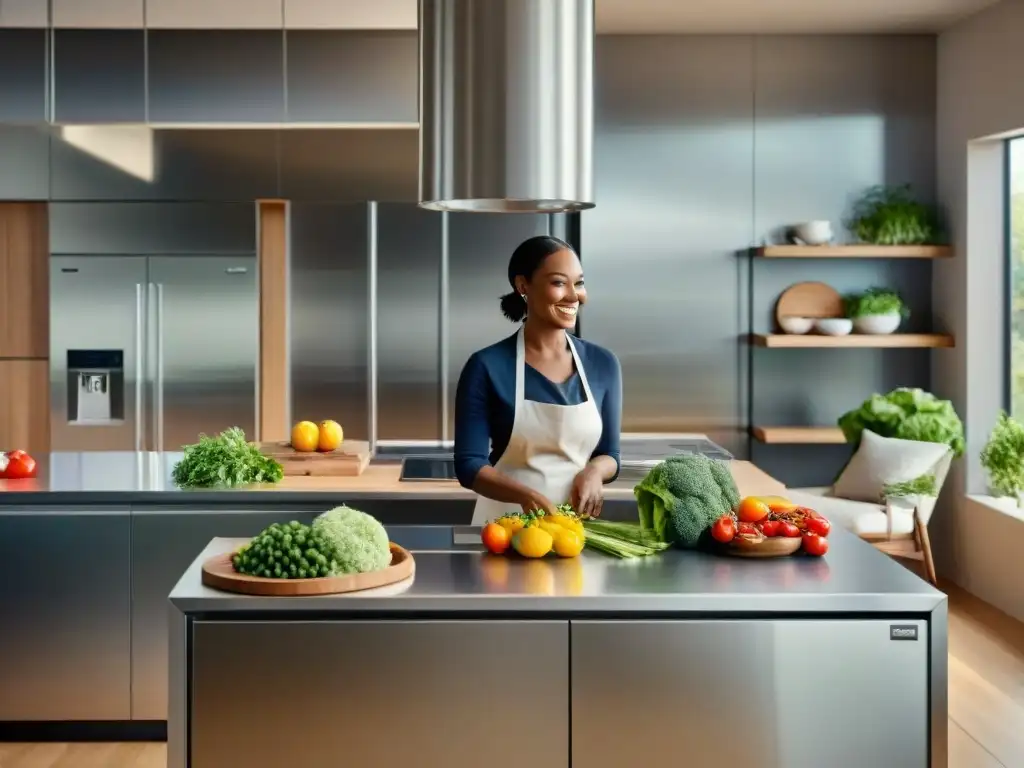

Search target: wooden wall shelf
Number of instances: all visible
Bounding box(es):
[753,245,951,259]
[751,426,846,444]
[749,333,955,349]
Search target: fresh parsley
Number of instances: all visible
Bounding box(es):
[171,427,284,489]
[883,472,938,499]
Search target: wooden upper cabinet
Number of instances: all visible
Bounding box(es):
[0,0,48,27]
[0,202,49,359]
[0,360,49,452]
[51,0,144,28]
[146,0,283,28]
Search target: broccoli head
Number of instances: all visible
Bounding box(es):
[634,455,740,548]
[312,505,392,574]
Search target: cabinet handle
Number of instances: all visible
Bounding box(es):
[155,283,165,451]
[135,283,145,452]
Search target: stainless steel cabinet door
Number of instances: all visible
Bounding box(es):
[289,203,370,439]
[147,256,257,449]
[0,508,132,720]
[131,510,324,720]
[50,256,148,451]
[376,203,442,440]
[191,620,569,768]
[571,620,928,768]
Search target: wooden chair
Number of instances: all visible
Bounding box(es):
[786,449,953,586]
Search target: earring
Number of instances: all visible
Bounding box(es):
[521,294,527,301]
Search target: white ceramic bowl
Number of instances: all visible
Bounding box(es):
[814,317,853,336]
[778,315,815,334]
[792,220,834,246]
[853,314,901,335]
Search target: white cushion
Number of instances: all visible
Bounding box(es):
[787,488,916,537]
[833,430,952,503]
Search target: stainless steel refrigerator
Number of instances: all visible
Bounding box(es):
[50,255,258,451]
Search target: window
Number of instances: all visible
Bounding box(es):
[1009,136,1024,419]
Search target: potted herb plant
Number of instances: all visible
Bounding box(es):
[849,184,941,245]
[842,287,908,335]
[980,411,1024,506]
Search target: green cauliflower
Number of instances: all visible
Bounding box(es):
[634,454,740,548]
[311,505,392,574]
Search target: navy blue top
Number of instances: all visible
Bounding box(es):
[454,332,622,490]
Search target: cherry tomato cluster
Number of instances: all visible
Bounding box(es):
[711,505,830,557]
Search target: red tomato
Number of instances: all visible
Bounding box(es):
[736,521,758,536]
[779,521,801,538]
[760,520,781,537]
[711,516,736,544]
[805,516,831,537]
[4,453,36,480]
[480,523,511,555]
[802,533,829,557]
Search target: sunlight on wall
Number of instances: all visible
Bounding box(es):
[58,125,156,182]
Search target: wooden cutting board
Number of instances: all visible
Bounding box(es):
[774,281,843,326]
[201,542,414,596]
[259,440,371,477]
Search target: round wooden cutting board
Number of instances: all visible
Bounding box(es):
[720,536,802,558]
[774,281,843,327]
[201,542,415,596]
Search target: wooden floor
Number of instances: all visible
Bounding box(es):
[0,578,1020,768]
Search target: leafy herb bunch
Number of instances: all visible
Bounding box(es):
[849,184,940,245]
[171,427,284,489]
[980,411,1024,503]
[843,287,909,319]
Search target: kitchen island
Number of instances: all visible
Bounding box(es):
[169,528,947,768]
[0,447,786,731]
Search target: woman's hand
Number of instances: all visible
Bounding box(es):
[571,465,604,518]
[520,491,558,518]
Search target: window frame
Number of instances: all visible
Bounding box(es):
[1006,137,1016,415]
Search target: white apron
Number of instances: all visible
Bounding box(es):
[471,327,604,525]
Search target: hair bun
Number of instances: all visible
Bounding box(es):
[499,291,527,323]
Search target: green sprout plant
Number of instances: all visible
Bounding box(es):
[849,184,940,245]
[842,287,909,319]
[980,411,1024,505]
[883,473,938,499]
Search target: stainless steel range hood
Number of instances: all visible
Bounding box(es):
[418,0,595,214]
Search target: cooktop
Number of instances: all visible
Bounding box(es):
[399,455,458,481]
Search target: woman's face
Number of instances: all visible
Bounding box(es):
[517,248,586,330]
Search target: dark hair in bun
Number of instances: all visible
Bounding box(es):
[499,235,575,323]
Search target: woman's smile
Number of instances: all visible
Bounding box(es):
[555,304,579,317]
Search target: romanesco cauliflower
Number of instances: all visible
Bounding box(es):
[312,505,392,574]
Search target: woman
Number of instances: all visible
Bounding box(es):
[454,235,622,526]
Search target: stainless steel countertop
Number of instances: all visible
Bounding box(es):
[169,527,945,615]
[0,451,472,504]
[0,441,742,505]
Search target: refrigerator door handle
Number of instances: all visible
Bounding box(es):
[135,283,145,451]
[154,282,166,451]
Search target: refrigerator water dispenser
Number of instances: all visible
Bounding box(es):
[67,350,125,425]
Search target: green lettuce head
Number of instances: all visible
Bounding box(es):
[837,387,965,458]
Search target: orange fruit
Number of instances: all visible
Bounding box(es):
[736,496,771,523]
[481,522,511,555]
[291,421,319,452]
[317,420,343,452]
